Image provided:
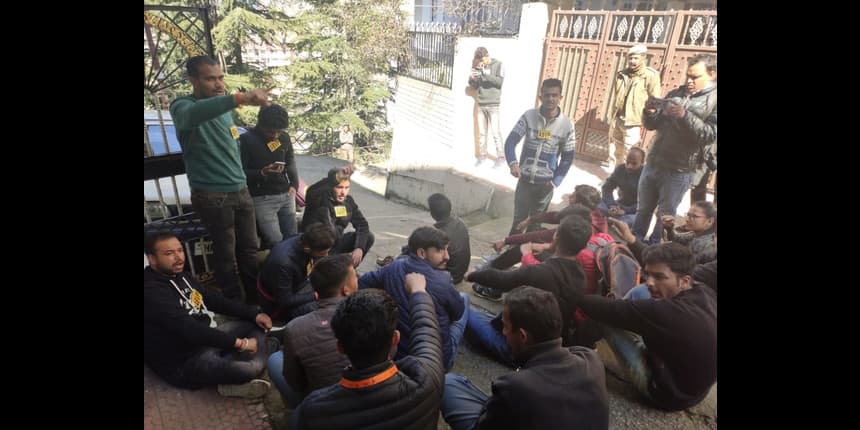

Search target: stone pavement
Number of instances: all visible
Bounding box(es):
[143,154,715,429]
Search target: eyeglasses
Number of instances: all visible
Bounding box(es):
[685,213,705,219]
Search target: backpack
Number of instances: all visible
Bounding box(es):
[586,238,641,299]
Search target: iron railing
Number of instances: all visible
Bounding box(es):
[402,28,457,88]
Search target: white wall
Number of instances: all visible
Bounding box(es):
[390,2,549,172]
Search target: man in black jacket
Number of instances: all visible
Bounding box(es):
[465,214,591,367]
[143,232,277,398]
[441,286,609,430]
[289,274,445,430]
[239,104,300,248]
[571,240,717,411]
[633,54,716,245]
[428,193,471,284]
[258,222,336,321]
[302,167,374,267]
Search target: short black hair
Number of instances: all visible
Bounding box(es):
[691,200,717,233]
[310,254,353,299]
[257,104,289,130]
[504,286,562,343]
[555,215,591,255]
[542,78,563,92]
[573,184,601,210]
[144,231,178,255]
[331,289,398,368]
[428,193,452,221]
[407,226,449,253]
[558,203,591,223]
[301,223,337,252]
[628,147,646,161]
[689,53,717,74]
[185,55,218,78]
[642,242,696,277]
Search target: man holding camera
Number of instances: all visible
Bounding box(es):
[468,47,505,168]
[633,54,717,244]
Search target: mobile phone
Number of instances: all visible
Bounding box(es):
[274,161,286,166]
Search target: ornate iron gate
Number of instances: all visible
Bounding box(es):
[541,9,716,162]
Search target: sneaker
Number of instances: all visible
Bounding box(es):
[472,283,502,302]
[217,378,271,399]
[493,158,507,169]
[265,336,281,354]
[474,157,487,167]
[376,255,394,267]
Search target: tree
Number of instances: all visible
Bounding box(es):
[212,0,291,69]
[278,0,406,151]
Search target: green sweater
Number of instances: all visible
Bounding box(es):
[169,94,246,192]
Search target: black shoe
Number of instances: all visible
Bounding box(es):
[472,283,502,301]
[265,336,281,354]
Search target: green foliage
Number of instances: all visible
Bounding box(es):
[279,0,406,153]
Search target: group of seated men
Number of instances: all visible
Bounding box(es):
[144,164,717,429]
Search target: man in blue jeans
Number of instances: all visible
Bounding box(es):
[266,254,355,408]
[633,54,716,244]
[359,226,467,371]
[441,287,608,430]
[572,242,717,411]
[170,55,272,303]
[144,232,278,399]
[240,104,300,249]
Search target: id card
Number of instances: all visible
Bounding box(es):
[537,129,552,140]
[334,205,348,217]
[230,125,240,139]
[267,140,282,151]
[190,289,203,309]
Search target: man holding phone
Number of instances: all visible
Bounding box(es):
[240,104,300,248]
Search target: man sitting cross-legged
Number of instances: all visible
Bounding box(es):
[359,226,467,372]
[441,286,609,430]
[144,232,278,399]
[266,253,356,408]
[571,242,717,411]
[464,214,590,367]
[289,274,445,430]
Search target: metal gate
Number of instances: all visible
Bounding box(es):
[541,9,716,162]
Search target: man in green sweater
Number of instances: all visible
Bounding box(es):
[169,55,272,303]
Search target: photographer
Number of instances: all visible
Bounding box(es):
[632,54,717,244]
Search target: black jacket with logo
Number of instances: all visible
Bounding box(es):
[239,128,299,197]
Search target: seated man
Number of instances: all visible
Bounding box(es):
[289,275,445,429]
[512,184,607,237]
[359,226,467,372]
[144,232,277,399]
[661,200,717,264]
[258,222,336,322]
[266,254,355,408]
[572,242,717,411]
[428,193,471,284]
[598,147,645,228]
[302,166,374,267]
[441,287,609,430]
[465,215,590,367]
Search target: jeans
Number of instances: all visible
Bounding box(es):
[445,293,471,372]
[633,164,692,245]
[333,231,375,259]
[597,201,637,228]
[624,284,652,300]
[510,179,554,236]
[191,187,260,302]
[182,321,268,386]
[603,283,653,401]
[440,373,488,430]
[252,192,297,249]
[465,310,515,367]
[477,105,503,158]
[266,351,306,408]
